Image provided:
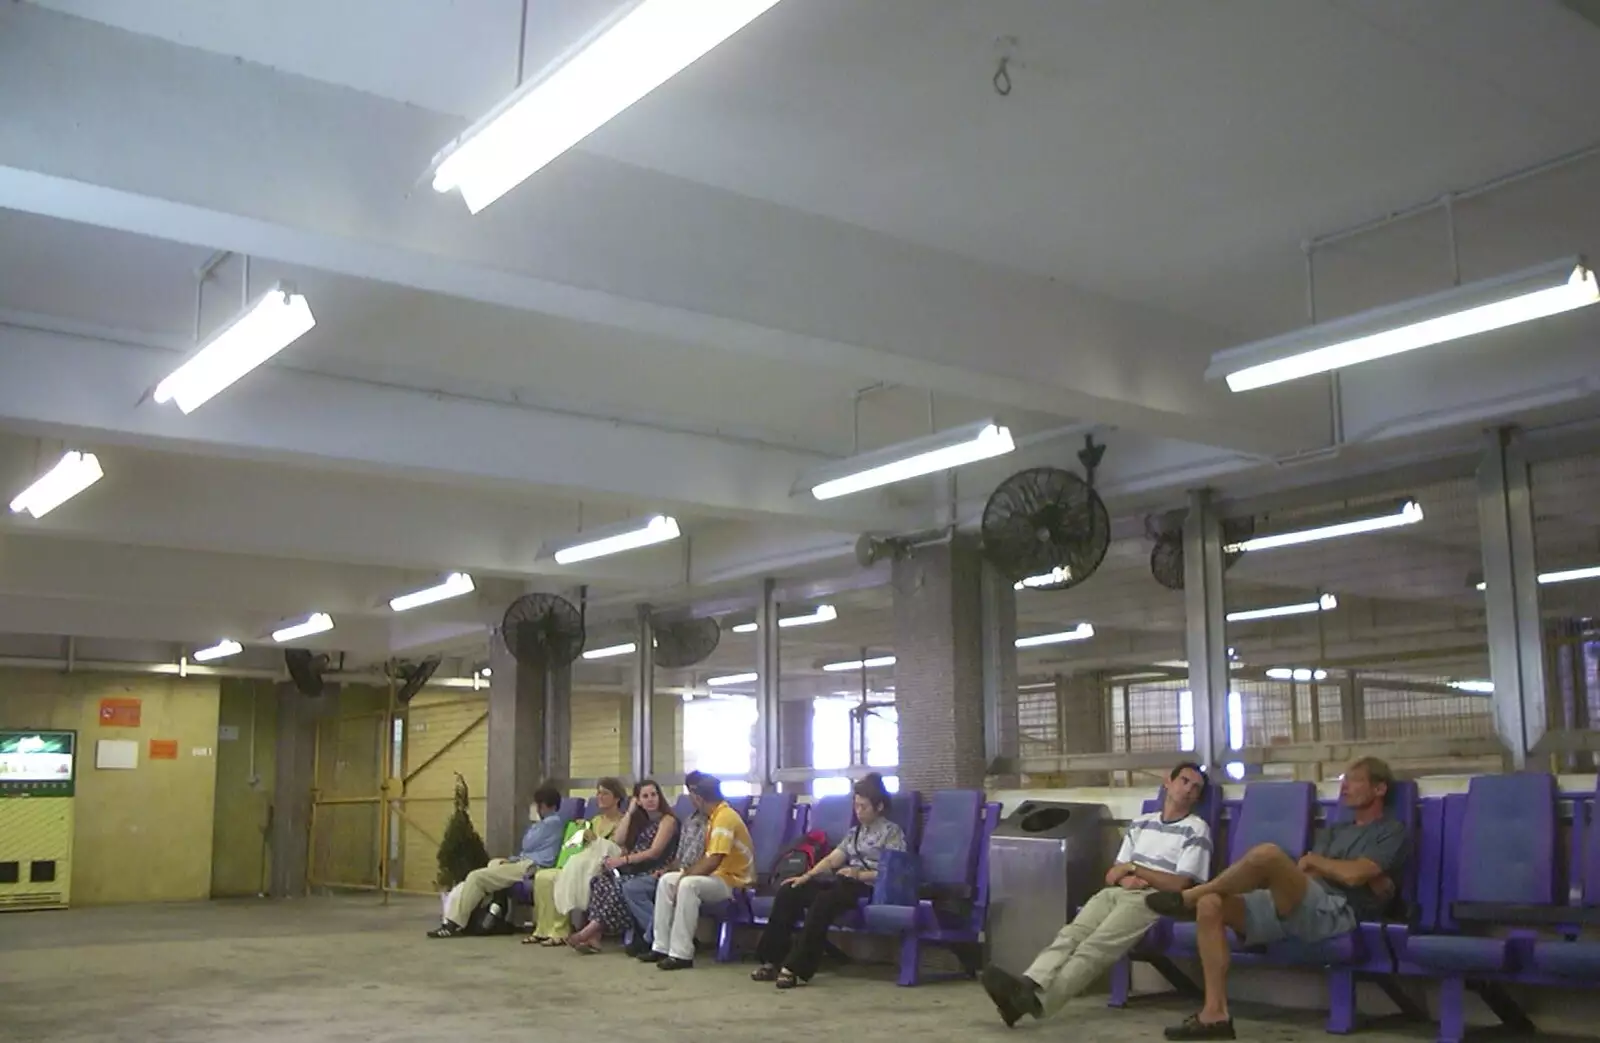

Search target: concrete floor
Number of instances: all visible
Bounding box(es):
[0,896,1479,1043]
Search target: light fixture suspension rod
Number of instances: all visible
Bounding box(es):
[515,0,529,86]
[1443,194,1461,287]
[1304,241,1344,448]
[241,255,250,310]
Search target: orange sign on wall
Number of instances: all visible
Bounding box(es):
[99,697,142,727]
[148,739,178,761]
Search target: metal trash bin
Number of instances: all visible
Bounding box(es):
[986,800,1109,975]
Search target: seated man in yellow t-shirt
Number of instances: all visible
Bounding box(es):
[644,774,754,970]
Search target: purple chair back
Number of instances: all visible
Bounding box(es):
[1582,781,1600,907]
[919,789,984,890]
[584,796,599,819]
[1414,796,1446,931]
[748,791,797,876]
[808,795,855,848]
[672,793,694,822]
[1229,781,1315,863]
[890,789,923,850]
[1436,793,1467,931]
[725,795,753,823]
[561,796,585,823]
[1457,773,1557,908]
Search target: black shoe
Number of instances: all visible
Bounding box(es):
[1145,892,1194,919]
[624,938,649,958]
[657,957,694,971]
[426,922,465,938]
[981,966,1042,1027]
[637,950,663,963]
[1164,1015,1236,1040]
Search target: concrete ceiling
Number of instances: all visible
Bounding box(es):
[2,0,1600,674]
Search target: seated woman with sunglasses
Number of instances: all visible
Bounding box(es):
[565,779,679,955]
[751,773,905,989]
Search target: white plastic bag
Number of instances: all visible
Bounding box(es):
[554,836,620,914]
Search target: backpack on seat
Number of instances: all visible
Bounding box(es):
[765,829,831,891]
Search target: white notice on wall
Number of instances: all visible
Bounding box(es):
[218,725,240,742]
[191,747,213,758]
[96,738,139,770]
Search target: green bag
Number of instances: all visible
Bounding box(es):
[555,819,589,870]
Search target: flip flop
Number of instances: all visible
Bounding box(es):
[572,942,602,955]
[520,935,548,946]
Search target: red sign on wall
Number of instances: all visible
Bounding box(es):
[99,697,142,727]
[148,739,178,761]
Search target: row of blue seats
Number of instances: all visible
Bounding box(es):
[1111,774,1599,1043]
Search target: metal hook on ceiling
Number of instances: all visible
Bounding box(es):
[993,55,1013,97]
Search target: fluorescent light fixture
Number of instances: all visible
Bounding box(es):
[154,284,315,413]
[193,639,243,663]
[479,667,492,678]
[1209,257,1600,392]
[432,0,785,213]
[822,655,896,672]
[389,572,475,612]
[546,514,681,564]
[1228,593,1338,623]
[9,451,104,519]
[1015,623,1096,648]
[707,672,758,686]
[271,612,334,643]
[1014,566,1073,591]
[1476,563,1600,591]
[1018,681,1058,691]
[731,604,838,633]
[1449,679,1494,694]
[1266,667,1328,682]
[804,420,1015,500]
[1227,500,1422,554]
[583,642,637,660]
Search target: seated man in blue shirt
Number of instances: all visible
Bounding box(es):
[429,785,565,938]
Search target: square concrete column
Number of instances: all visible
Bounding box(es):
[270,682,339,897]
[1055,673,1110,786]
[779,696,814,796]
[1183,489,1229,768]
[486,637,547,858]
[892,536,987,791]
[980,561,1020,785]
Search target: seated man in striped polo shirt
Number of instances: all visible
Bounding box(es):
[982,762,1213,1027]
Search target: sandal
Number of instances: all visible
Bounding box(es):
[750,964,779,982]
[775,970,806,989]
[540,936,567,947]
[520,935,548,945]
[572,942,602,955]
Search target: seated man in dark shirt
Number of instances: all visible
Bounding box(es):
[1146,757,1411,1041]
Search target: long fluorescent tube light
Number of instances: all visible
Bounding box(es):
[193,639,243,663]
[822,655,896,672]
[804,420,1015,500]
[1015,623,1096,648]
[1476,563,1600,591]
[731,604,837,634]
[1449,679,1494,694]
[1228,593,1338,623]
[1014,566,1072,591]
[1209,258,1599,392]
[583,642,637,660]
[432,0,785,214]
[272,613,334,643]
[1227,500,1422,554]
[1266,667,1328,681]
[389,572,475,612]
[707,672,758,686]
[154,284,315,413]
[546,514,681,564]
[9,451,104,519]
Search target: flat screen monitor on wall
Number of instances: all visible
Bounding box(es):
[0,730,76,796]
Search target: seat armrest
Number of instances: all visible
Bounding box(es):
[873,850,921,906]
[1452,902,1600,927]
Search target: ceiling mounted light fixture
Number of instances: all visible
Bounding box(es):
[9,451,104,519]
[544,514,681,564]
[1227,499,1422,554]
[1475,563,1600,591]
[432,0,786,214]
[1266,667,1328,681]
[1449,679,1494,694]
[1014,566,1072,591]
[822,655,896,672]
[731,604,837,633]
[1209,257,1599,392]
[802,420,1015,500]
[389,572,476,612]
[1015,623,1096,648]
[1227,592,1338,623]
[193,639,243,663]
[154,283,315,413]
[271,612,334,643]
[706,672,758,686]
[583,642,637,660]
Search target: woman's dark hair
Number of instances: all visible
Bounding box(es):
[1169,761,1209,796]
[852,772,892,814]
[533,784,563,812]
[596,776,627,805]
[620,778,674,849]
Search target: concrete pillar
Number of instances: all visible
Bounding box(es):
[1054,673,1110,786]
[980,561,1020,785]
[779,696,813,795]
[1477,429,1547,769]
[486,637,546,858]
[1183,489,1228,768]
[543,663,571,787]
[892,536,986,791]
[631,606,655,780]
[755,578,781,791]
[269,682,339,897]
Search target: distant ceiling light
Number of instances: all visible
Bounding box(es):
[1476,563,1600,591]
[193,639,243,663]
[1227,500,1422,554]
[1108,671,1177,682]
[706,672,758,686]
[1450,679,1495,694]
[1209,258,1600,392]
[432,0,786,213]
[731,604,838,633]
[1265,667,1328,682]
[8,451,104,519]
[545,514,681,564]
[583,642,637,660]
[1014,566,1072,591]
[478,667,492,678]
[1228,593,1338,623]
[271,612,334,643]
[1017,681,1058,691]
[154,284,315,413]
[389,572,476,612]
[1015,623,1096,648]
[803,420,1015,500]
[822,655,896,672]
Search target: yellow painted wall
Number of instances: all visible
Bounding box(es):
[210,679,278,897]
[571,691,629,777]
[0,669,220,905]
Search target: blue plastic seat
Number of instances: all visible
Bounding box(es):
[1530,776,1600,979]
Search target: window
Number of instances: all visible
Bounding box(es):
[683,695,756,785]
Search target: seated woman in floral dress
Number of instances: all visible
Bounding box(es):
[566,778,679,955]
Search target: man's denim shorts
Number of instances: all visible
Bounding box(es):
[1241,878,1356,946]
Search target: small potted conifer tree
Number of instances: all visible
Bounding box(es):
[436,772,490,919]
